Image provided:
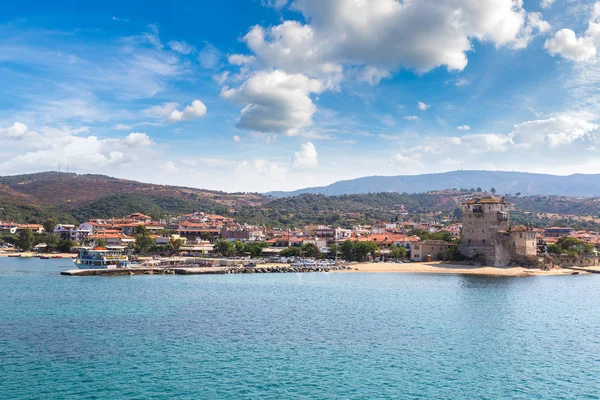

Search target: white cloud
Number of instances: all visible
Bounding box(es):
[242,0,544,78]
[113,124,133,130]
[545,29,597,61]
[0,122,28,138]
[510,113,599,148]
[0,125,157,173]
[221,69,323,135]
[228,54,256,66]
[540,0,554,8]
[168,41,194,55]
[142,102,179,119]
[233,135,242,143]
[418,102,430,111]
[462,133,513,153]
[234,159,287,179]
[293,142,318,169]
[356,66,390,85]
[545,5,600,62]
[404,115,419,121]
[212,71,230,85]
[198,43,221,69]
[124,132,153,146]
[165,100,207,123]
[457,125,471,131]
[161,161,178,174]
[263,0,288,9]
[377,114,396,127]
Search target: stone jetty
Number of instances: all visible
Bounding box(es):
[61,264,352,276]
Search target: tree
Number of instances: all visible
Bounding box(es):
[243,241,269,257]
[280,246,301,257]
[476,187,482,192]
[341,240,355,261]
[134,225,149,236]
[234,240,245,256]
[169,238,184,252]
[391,245,408,260]
[328,244,340,260]
[43,217,58,234]
[16,228,34,251]
[452,207,462,221]
[35,233,58,252]
[301,243,321,258]
[213,240,236,257]
[97,238,107,248]
[491,187,497,194]
[56,239,74,253]
[134,231,155,255]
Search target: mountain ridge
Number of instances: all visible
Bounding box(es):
[267,170,600,198]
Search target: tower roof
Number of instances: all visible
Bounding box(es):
[463,196,508,205]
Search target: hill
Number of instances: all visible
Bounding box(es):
[0,172,269,223]
[267,170,600,198]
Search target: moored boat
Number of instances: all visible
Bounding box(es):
[74,247,139,269]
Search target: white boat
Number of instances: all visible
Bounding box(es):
[74,247,139,269]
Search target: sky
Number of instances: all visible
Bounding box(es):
[2,0,600,193]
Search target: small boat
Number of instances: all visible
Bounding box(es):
[8,254,20,258]
[52,256,62,259]
[39,255,51,260]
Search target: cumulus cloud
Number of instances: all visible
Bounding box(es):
[457,125,471,131]
[0,124,157,173]
[293,142,318,169]
[462,133,513,153]
[545,4,600,61]
[165,100,207,122]
[233,135,242,143]
[221,69,323,135]
[545,29,597,61]
[418,102,430,111]
[124,132,153,146]
[0,122,28,138]
[241,0,545,77]
[510,113,599,148]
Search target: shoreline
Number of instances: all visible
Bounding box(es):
[336,261,588,276]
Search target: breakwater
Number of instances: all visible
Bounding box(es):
[61,264,353,276]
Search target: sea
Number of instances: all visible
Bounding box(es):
[1,258,600,399]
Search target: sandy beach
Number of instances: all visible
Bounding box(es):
[339,261,586,276]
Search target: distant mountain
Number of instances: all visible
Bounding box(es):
[267,171,600,198]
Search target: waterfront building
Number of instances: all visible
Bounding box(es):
[460,196,537,266]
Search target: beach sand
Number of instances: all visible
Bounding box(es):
[339,261,584,276]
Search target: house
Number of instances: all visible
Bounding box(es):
[18,224,45,233]
[411,240,454,261]
[88,231,136,247]
[544,227,576,238]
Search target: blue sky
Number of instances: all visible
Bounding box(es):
[2,0,600,192]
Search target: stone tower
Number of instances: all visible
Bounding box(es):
[460,196,537,266]
[460,196,510,266]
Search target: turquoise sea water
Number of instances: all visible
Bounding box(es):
[2,258,600,399]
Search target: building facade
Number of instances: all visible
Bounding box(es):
[460,197,537,267]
